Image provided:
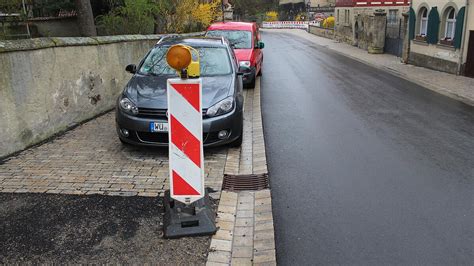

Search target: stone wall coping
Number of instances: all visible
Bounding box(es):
[309,25,335,31]
[0,32,205,53]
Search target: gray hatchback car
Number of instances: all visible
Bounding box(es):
[116,37,244,147]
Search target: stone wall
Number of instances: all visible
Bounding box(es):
[0,33,201,159]
[356,12,387,54]
[335,24,354,44]
[308,25,335,39]
[335,5,408,48]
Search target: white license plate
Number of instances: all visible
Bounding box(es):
[150,122,169,133]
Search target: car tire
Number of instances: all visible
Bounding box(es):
[247,74,256,89]
[230,133,243,147]
[119,138,131,146]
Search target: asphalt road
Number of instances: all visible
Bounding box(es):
[261,30,474,265]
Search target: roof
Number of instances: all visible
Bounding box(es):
[207,22,256,31]
[335,0,409,7]
[279,0,304,4]
[157,36,227,48]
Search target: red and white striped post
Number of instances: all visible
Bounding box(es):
[163,44,216,239]
[167,78,205,205]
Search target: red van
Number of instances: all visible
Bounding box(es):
[206,22,264,88]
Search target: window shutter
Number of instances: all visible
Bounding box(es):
[454,7,465,49]
[409,7,416,40]
[427,7,440,44]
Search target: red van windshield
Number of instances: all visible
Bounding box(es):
[206,30,252,49]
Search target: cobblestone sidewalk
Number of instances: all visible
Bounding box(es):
[265,29,474,106]
[0,113,227,197]
[207,79,276,266]
[0,76,276,265]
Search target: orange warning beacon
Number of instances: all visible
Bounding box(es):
[166,44,200,79]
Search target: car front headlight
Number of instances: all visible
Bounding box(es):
[239,61,251,68]
[206,96,234,117]
[119,97,139,115]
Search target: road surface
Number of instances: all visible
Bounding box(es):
[261,30,473,265]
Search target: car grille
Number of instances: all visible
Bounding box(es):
[137,132,209,144]
[137,108,208,119]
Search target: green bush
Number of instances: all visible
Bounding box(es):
[96,0,156,35]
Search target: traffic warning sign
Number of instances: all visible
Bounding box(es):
[167,78,204,204]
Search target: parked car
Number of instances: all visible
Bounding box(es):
[116,37,244,147]
[206,22,264,88]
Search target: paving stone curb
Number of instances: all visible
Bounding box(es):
[207,78,276,266]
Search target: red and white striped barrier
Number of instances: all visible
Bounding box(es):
[262,21,309,29]
[167,78,205,204]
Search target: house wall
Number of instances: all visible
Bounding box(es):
[409,0,467,74]
[462,1,473,65]
[335,7,355,44]
[310,0,336,7]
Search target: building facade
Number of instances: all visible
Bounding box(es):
[335,0,409,48]
[309,0,336,18]
[408,0,473,76]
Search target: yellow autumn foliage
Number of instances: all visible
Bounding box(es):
[192,0,221,27]
[266,11,278,22]
[323,16,335,28]
[168,0,221,33]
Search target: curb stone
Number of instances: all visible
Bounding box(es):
[207,78,276,266]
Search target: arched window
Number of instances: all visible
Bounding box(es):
[444,7,456,39]
[419,7,428,36]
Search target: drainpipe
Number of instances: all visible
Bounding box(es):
[457,0,470,75]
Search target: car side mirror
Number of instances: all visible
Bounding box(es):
[258,41,265,49]
[126,64,137,74]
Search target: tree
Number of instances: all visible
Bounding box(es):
[153,0,173,34]
[265,11,278,22]
[97,0,162,35]
[231,0,278,21]
[74,0,97,36]
[97,0,221,35]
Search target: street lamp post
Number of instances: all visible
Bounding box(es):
[306,0,311,22]
[306,0,311,32]
[222,0,225,23]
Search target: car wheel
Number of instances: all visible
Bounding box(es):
[119,138,131,146]
[247,74,256,89]
[229,133,243,147]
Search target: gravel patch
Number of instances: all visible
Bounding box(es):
[0,193,215,264]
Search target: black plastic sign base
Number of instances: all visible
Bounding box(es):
[163,190,217,239]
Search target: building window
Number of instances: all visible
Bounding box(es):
[444,7,456,39]
[388,10,398,25]
[419,7,428,36]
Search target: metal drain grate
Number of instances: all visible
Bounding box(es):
[222,173,269,191]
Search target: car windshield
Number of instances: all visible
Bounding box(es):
[206,30,252,49]
[139,46,232,76]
